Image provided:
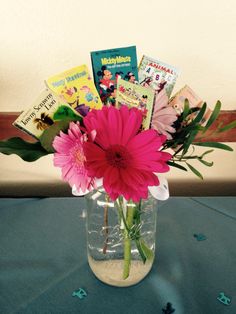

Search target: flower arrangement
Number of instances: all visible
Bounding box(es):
[59,105,171,201]
[0,50,235,283]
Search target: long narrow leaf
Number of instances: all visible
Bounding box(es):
[192,102,207,125]
[198,158,214,167]
[193,142,233,151]
[204,100,221,131]
[186,162,203,179]
[200,149,214,158]
[167,161,188,171]
[172,145,184,157]
[182,99,190,121]
[182,129,199,156]
[218,120,236,133]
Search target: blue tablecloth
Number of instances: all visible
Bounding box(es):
[0,197,235,314]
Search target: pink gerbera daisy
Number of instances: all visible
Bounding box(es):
[52,122,95,193]
[83,106,172,202]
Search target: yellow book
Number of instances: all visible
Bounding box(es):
[45,65,103,116]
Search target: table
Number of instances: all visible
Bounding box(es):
[0,197,235,314]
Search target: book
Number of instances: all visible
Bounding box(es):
[138,55,179,97]
[169,85,211,125]
[45,65,103,116]
[116,79,155,130]
[90,46,138,105]
[169,85,203,114]
[13,90,82,139]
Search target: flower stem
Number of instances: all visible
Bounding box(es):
[102,194,109,254]
[117,198,152,279]
[123,204,135,279]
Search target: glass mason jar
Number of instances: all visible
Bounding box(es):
[85,188,157,287]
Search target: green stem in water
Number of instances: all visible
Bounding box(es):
[102,194,109,254]
[123,204,135,279]
[116,198,154,279]
[133,200,154,263]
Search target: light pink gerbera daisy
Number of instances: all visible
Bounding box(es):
[151,89,178,140]
[52,122,95,194]
[83,106,172,202]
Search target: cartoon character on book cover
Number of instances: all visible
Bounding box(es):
[116,79,155,130]
[139,55,179,98]
[91,46,138,105]
[45,65,102,116]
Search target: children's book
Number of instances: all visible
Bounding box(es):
[45,65,102,116]
[169,85,203,114]
[116,79,155,130]
[13,90,82,139]
[138,55,179,98]
[90,46,138,105]
[169,85,211,125]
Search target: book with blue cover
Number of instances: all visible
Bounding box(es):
[90,46,138,105]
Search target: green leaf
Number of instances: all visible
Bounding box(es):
[204,100,221,131]
[182,129,199,156]
[200,149,214,158]
[182,99,190,120]
[192,102,207,125]
[193,142,233,151]
[0,137,49,162]
[139,239,154,261]
[186,162,204,179]
[172,144,184,157]
[135,239,147,264]
[218,120,236,133]
[198,158,214,167]
[167,161,188,171]
[39,119,72,153]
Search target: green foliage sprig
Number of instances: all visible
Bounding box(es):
[0,100,235,178]
[164,100,235,179]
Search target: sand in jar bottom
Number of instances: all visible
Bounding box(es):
[88,254,153,287]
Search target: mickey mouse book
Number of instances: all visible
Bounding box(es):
[116,78,155,130]
[90,46,138,105]
[45,65,103,116]
[138,55,179,98]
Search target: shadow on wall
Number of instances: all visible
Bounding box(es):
[0,179,235,197]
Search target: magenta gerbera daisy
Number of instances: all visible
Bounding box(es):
[83,106,172,202]
[52,121,95,194]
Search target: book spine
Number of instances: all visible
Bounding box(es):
[12,122,39,140]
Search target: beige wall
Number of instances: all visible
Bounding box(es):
[0,0,236,195]
[1,0,236,111]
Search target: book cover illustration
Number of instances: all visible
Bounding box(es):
[13,90,82,139]
[91,46,138,105]
[169,85,203,115]
[138,55,179,98]
[169,85,211,125]
[45,65,103,116]
[116,79,155,130]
